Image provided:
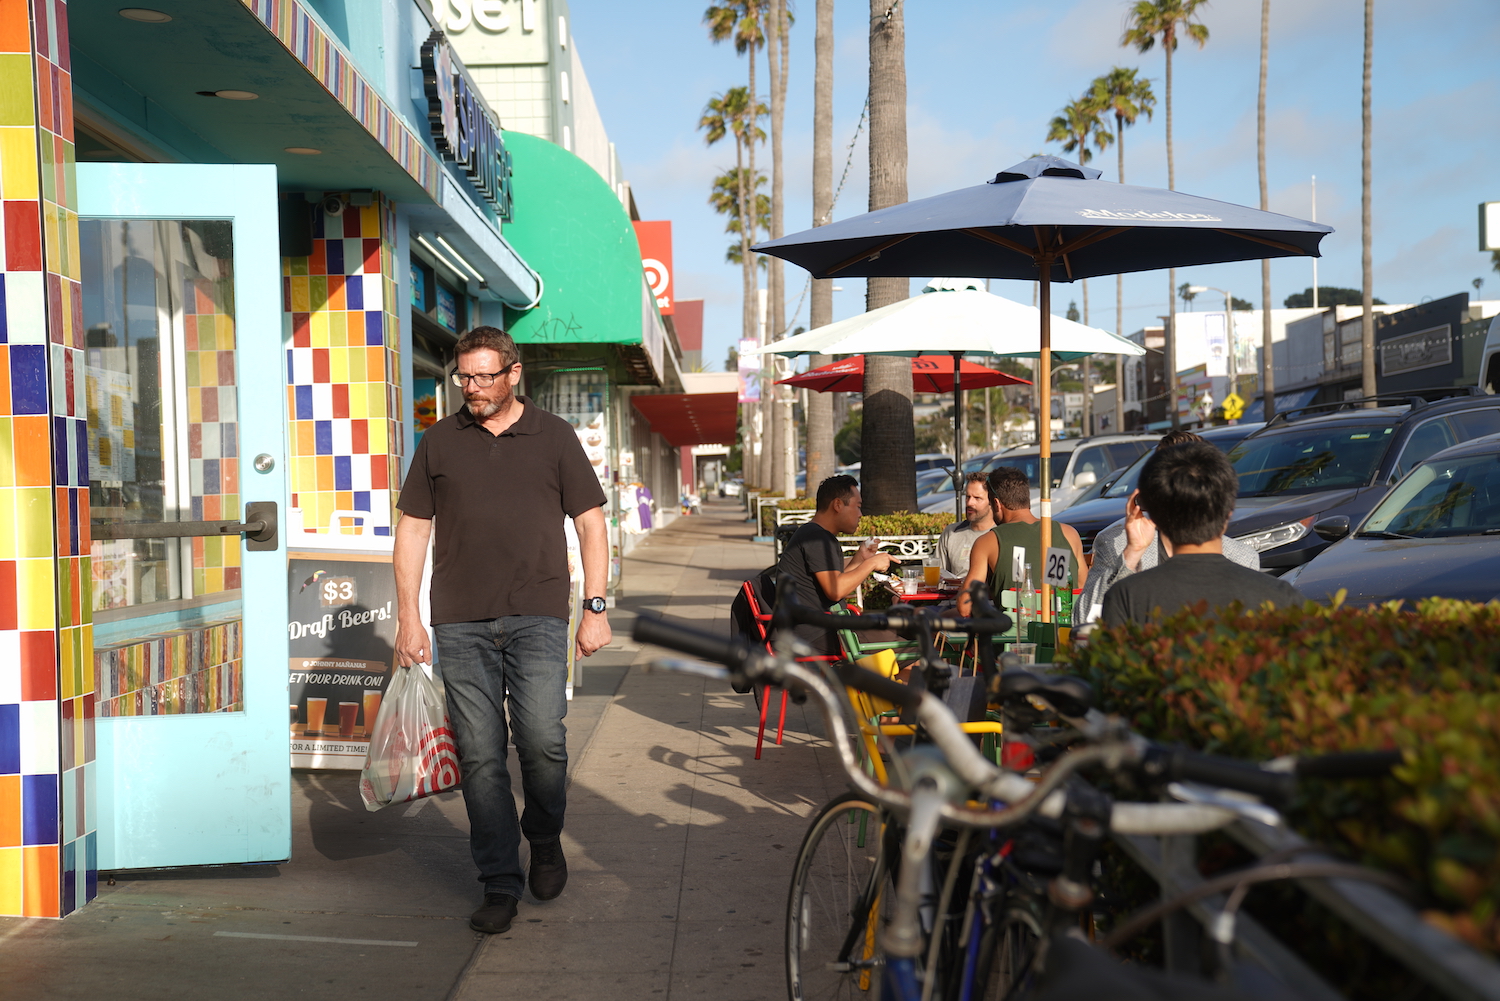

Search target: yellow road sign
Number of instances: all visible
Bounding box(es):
[1221,392,1246,418]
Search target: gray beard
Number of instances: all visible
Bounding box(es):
[467,392,513,420]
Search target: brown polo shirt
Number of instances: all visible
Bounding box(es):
[397,396,607,623]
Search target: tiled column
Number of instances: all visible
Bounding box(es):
[0,0,96,918]
[282,195,403,540]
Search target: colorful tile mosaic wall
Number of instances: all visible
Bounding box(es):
[240,0,440,200]
[0,0,97,918]
[283,196,403,538]
[185,272,242,595]
[96,619,243,718]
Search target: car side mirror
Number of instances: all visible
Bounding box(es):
[1312,515,1351,542]
[1073,471,1097,488]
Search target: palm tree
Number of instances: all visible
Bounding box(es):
[706,2,772,483]
[805,0,837,494]
[1124,0,1210,428]
[1090,67,1154,431]
[1360,0,1375,402]
[764,0,796,495]
[1258,0,1274,418]
[710,169,769,264]
[699,88,764,335]
[863,0,915,515]
[700,86,765,483]
[1046,96,1112,431]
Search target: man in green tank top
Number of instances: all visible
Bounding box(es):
[957,466,1088,615]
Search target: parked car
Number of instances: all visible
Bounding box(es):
[1223,388,1500,574]
[918,434,1159,515]
[913,453,955,473]
[719,477,743,498]
[1057,423,1264,557]
[1285,433,1500,605]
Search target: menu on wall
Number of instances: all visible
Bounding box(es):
[287,552,398,769]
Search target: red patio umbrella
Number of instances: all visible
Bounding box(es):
[775,354,1031,393]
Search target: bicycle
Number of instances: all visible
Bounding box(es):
[632,586,1408,1001]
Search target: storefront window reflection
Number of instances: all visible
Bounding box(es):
[81,220,240,612]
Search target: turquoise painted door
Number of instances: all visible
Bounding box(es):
[78,164,291,869]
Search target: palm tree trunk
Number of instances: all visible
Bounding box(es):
[1360,0,1376,403]
[734,134,758,486]
[766,0,787,495]
[1164,30,1179,428]
[745,41,774,490]
[1082,280,1092,433]
[863,0,915,515]
[805,0,836,494]
[1259,0,1275,421]
[1116,112,1126,433]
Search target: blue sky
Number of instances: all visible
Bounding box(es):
[567,0,1500,373]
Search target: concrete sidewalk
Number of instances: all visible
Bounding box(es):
[0,499,837,1001]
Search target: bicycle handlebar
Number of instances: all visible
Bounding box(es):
[1143,745,1298,805]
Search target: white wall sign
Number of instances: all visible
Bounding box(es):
[435,0,550,64]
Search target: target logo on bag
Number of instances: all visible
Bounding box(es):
[414,722,461,798]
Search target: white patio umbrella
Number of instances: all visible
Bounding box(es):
[757,281,1145,515]
[756,281,1146,361]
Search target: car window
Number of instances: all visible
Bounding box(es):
[1103,450,1150,498]
[1364,453,1500,537]
[1450,408,1500,441]
[1394,418,1458,479]
[1228,424,1394,496]
[1106,441,1149,467]
[990,449,1075,489]
[1071,446,1111,486]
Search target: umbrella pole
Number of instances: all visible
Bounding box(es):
[1038,261,1052,625]
[952,350,964,522]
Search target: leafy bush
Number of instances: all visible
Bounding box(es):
[1061,597,1500,954]
[850,512,952,538]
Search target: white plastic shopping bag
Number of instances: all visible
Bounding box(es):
[359,663,462,811]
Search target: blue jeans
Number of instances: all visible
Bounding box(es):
[434,616,569,897]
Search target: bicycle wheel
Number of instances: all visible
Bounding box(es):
[786,792,896,1000]
[982,908,1044,1000]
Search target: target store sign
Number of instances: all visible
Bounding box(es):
[633,220,674,315]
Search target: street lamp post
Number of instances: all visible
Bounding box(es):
[1188,285,1236,399]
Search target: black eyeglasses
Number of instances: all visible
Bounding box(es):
[451,363,517,388]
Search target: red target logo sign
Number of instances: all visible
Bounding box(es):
[633,221,674,315]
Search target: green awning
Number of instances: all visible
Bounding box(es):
[501,132,645,348]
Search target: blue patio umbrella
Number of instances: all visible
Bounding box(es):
[752,155,1332,619]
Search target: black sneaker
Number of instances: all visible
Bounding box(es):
[528,839,568,901]
[470,892,518,934]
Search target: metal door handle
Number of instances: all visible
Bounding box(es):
[93,501,279,551]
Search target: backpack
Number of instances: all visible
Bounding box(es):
[727,566,778,694]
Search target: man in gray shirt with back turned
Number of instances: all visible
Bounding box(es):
[1102,441,1302,628]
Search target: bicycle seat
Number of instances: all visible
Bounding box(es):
[996,669,1094,718]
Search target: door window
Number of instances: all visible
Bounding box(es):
[1106,441,1147,468]
[82,219,243,719]
[1449,408,1500,442]
[1394,418,1457,479]
[1070,446,1111,486]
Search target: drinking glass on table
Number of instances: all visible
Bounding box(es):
[922,556,941,588]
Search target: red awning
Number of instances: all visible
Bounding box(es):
[630,392,738,447]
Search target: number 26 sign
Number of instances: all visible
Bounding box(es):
[1043,547,1071,588]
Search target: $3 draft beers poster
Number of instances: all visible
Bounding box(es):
[287,553,397,768]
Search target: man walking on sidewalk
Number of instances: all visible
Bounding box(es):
[394,326,611,935]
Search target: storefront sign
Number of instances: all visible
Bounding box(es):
[421,31,515,220]
[632,221,674,314]
[287,553,398,769]
[1380,324,1453,377]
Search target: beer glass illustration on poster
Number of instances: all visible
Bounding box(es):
[287,554,397,769]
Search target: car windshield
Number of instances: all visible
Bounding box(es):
[1103,451,1150,498]
[1361,453,1500,538]
[1227,424,1394,496]
[991,450,1075,490]
[961,453,996,474]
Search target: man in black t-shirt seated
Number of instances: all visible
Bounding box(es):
[777,474,900,656]
[1102,442,1302,628]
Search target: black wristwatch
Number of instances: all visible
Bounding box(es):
[583,597,607,614]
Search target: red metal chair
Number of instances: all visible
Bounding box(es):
[739,579,840,759]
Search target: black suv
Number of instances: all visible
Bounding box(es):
[1224,389,1500,573]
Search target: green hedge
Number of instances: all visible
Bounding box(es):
[763,503,953,540]
[1061,598,1500,954]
